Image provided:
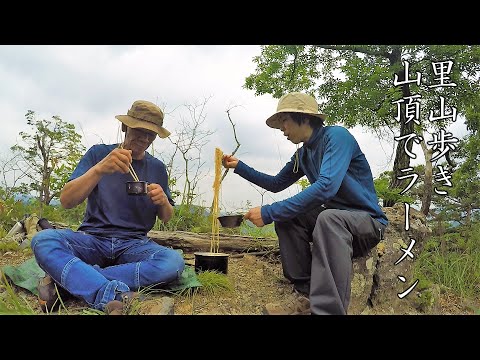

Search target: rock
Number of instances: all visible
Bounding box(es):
[349,204,432,314]
[140,296,175,315]
[348,251,377,314]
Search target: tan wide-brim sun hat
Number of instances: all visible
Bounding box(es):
[266,92,327,129]
[115,100,170,139]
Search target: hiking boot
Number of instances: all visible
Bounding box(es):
[263,291,311,315]
[38,275,60,313]
[38,275,72,313]
[104,300,124,315]
[104,291,145,315]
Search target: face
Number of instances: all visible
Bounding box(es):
[279,114,303,144]
[278,113,315,144]
[123,127,157,159]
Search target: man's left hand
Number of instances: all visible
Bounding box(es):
[244,207,265,227]
[147,183,169,206]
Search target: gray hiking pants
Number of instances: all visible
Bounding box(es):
[274,206,386,315]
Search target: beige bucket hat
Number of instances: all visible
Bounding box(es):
[266,92,327,129]
[115,100,170,138]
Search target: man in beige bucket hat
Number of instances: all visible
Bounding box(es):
[223,92,388,315]
[31,99,184,315]
[115,100,171,139]
[265,92,327,130]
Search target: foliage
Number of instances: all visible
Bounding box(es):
[0,240,22,253]
[414,221,480,299]
[433,132,480,226]
[155,204,210,232]
[196,270,234,296]
[10,110,85,205]
[0,192,30,231]
[0,273,36,315]
[153,202,278,240]
[0,193,86,234]
[245,45,480,132]
[237,222,277,239]
[295,178,310,191]
[374,171,415,206]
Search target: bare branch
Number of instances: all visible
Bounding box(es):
[168,97,214,206]
[220,105,242,183]
[248,182,267,207]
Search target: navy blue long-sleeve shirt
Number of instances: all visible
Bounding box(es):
[234,125,388,226]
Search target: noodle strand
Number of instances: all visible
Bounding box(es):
[210,147,223,253]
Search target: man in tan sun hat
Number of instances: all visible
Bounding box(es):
[265,91,327,129]
[115,100,171,139]
[223,92,388,315]
[31,99,184,315]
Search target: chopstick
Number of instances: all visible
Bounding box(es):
[128,164,139,182]
[118,143,140,181]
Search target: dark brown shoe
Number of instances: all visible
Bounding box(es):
[263,291,311,315]
[104,291,145,315]
[38,275,60,313]
[38,275,71,313]
[104,300,124,315]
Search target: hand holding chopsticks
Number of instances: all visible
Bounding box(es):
[118,143,140,181]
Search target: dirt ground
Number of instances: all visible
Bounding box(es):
[1,248,478,315]
[0,249,294,315]
[174,253,292,315]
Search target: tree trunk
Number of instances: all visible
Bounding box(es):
[420,138,433,216]
[466,205,471,226]
[148,230,278,254]
[384,51,415,207]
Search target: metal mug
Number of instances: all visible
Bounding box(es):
[126,181,148,195]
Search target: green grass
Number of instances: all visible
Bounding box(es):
[414,222,480,306]
[238,222,277,238]
[0,241,22,253]
[0,272,36,315]
[196,270,234,296]
[415,249,480,299]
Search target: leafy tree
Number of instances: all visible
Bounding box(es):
[10,110,85,205]
[434,132,480,227]
[244,45,480,208]
[374,171,415,206]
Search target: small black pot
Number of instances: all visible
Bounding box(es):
[126,181,148,195]
[218,215,244,228]
[194,252,229,274]
[37,218,55,230]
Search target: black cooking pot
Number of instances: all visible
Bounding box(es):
[194,252,229,274]
[217,214,244,228]
[126,181,148,195]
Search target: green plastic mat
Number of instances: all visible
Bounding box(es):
[2,256,201,296]
[2,258,45,296]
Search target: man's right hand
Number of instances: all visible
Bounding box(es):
[222,154,239,169]
[96,148,133,176]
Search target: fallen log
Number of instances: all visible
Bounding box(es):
[147,230,278,254]
[230,249,280,258]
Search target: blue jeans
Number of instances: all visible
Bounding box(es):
[31,229,185,311]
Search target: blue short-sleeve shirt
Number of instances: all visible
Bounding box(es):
[69,144,174,239]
